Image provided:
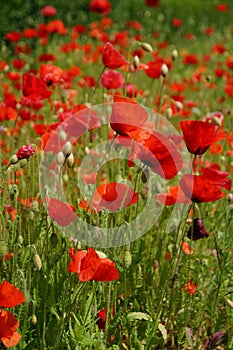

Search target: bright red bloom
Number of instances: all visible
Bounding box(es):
[0,281,25,308]
[41,6,57,17]
[183,54,199,65]
[157,185,188,206]
[80,182,138,212]
[129,128,183,179]
[89,0,111,15]
[172,18,182,27]
[16,144,35,160]
[226,56,233,70]
[47,20,67,35]
[48,198,76,227]
[110,95,148,136]
[100,70,124,89]
[180,168,231,203]
[183,280,197,295]
[5,31,22,42]
[102,42,129,69]
[22,73,52,101]
[40,64,63,85]
[0,310,22,348]
[145,60,163,79]
[180,120,226,155]
[68,247,120,282]
[216,3,228,12]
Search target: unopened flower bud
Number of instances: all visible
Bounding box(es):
[228,193,233,203]
[34,254,42,271]
[9,184,19,200]
[175,101,183,111]
[31,314,37,325]
[161,63,169,77]
[166,107,173,119]
[141,42,153,53]
[57,151,65,166]
[31,201,39,213]
[29,211,35,221]
[63,173,69,183]
[67,153,74,168]
[62,141,72,158]
[19,159,28,168]
[10,155,18,165]
[123,250,132,268]
[133,55,140,70]
[18,235,24,244]
[171,49,178,61]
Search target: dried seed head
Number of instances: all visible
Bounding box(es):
[141,42,153,53]
[34,254,42,271]
[0,241,8,259]
[123,250,132,268]
[171,49,178,61]
[161,63,169,77]
[133,55,140,70]
[57,151,65,166]
[67,153,75,168]
[10,154,18,165]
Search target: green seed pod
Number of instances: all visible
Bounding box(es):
[9,154,18,165]
[19,158,28,168]
[0,241,8,259]
[18,235,24,244]
[31,314,37,325]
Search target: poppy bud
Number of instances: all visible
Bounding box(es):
[166,107,173,119]
[62,141,72,158]
[161,63,169,77]
[187,218,209,240]
[123,250,132,268]
[228,193,233,203]
[10,154,18,165]
[18,235,24,244]
[57,151,65,166]
[67,153,74,168]
[19,159,28,168]
[31,314,37,325]
[29,211,35,221]
[133,55,140,70]
[31,201,39,213]
[34,254,42,270]
[171,49,178,61]
[141,42,153,53]
[175,101,183,111]
[9,184,19,200]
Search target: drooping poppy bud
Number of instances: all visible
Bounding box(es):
[187,218,209,240]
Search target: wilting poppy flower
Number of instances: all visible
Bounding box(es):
[68,247,120,282]
[40,64,63,85]
[0,281,25,308]
[187,218,209,240]
[180,120,226,155]
[183,280,197,295]
[80,182,138,212]
[22,73,52,101]
[48,198,76,226]
[89,0,111,15]
[180,168,231,203]
[41,6,57,17]
[100,70,124,89]
[110,95,148,136]
[129,128,183,179]
[16,144,35,160]
[97,307,114,330]
[0,310,22,348]
[102,42,129,69]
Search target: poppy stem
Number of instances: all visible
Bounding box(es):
[92,66,107,102]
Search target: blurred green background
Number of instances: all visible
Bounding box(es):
[1,0,232,40]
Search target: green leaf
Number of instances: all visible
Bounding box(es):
[158,323,167,342]
[127,312,152,322]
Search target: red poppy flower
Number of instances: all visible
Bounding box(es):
[97,307,114,330]
[80,182,138,212]
[100,70,124,89]
[68,247,120,282]
[102,42,129,69]
[41,6,57,17]
[5,31,22,42]
[47,20,67,35]
[128,128,183,179]
[187,218,209,240]
[216,3,228,12]
[180,120,226,155]
[145,0,160,7]
[0,310,22,348]
[157,185,188,206]
[183,280,197,295]
[183,54,199,65]
[0,281,25,308]
[110,95,148,136]
[40,64,63,85]
[22,73,52,101]
[172,18,182,27]
[16,144,35,160]
[180,168,231,203]
[145,60,163,79]
[89,0,111,15]
[48,198,76,227]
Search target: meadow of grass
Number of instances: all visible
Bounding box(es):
[0,1,233,349]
